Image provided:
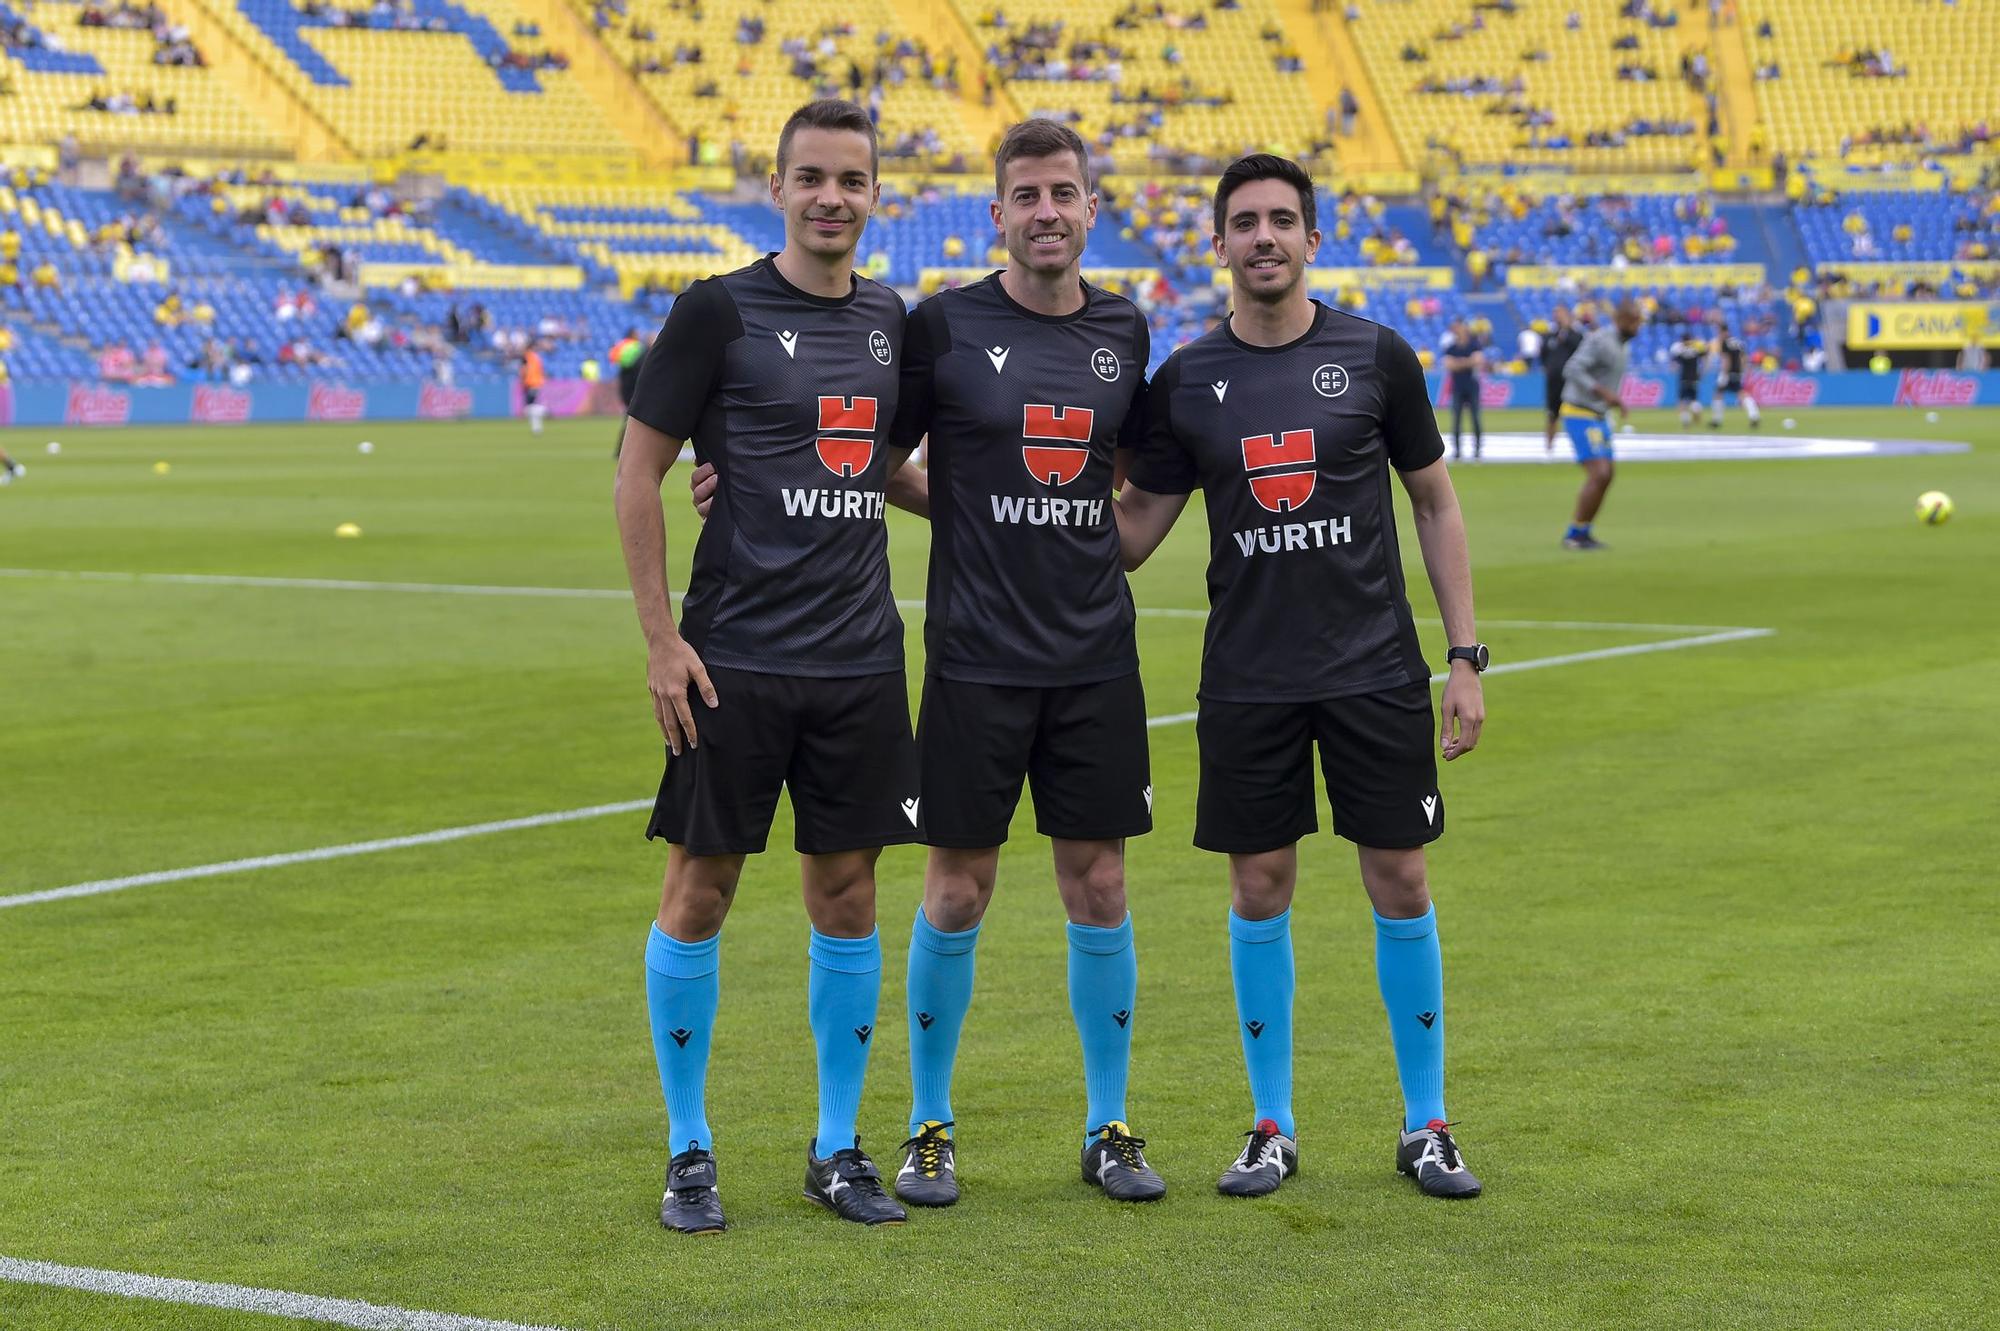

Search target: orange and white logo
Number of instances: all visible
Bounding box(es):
[815,395,878,477]
[1241,428,1316,513]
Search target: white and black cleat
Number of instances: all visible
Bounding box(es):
[895,1119,959,1207]
[1396,1119,1482,1198]
[1081,1121,1167,1202]
[660,1145,726,1235]
[1217,1119,1297,1198]
[804,1140,907,1226]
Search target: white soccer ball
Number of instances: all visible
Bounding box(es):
[46,441,60,455]
[357,441,374,454]
[1925,411,1939,423]
[1782,418,1796,429]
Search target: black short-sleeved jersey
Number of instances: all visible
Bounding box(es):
[1716,333,1747,377]
[891,273,1148,687]
[1541,324,1584,379]
[626,255,907,678]
[1672,338,1706,383]
[1127,301,1444,705]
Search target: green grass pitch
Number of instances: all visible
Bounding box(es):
[1,407,1995,1330]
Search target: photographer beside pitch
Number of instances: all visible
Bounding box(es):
[1114,154,1488,1200]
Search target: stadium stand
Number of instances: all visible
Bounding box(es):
[950,0,1334,166]
[192,0,632,157]
[1343,0,1715,172]
[574,0,992,168]
[1746,0,1999,165]
[7,0,1999,395]
[0,0,290,154]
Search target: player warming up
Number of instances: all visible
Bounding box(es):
[1709,322,1761,430]
[1558,301,1643,551]
[519,341,547,435]
[614,100,920,1235]
[887,120,1162,1207]
[1115,154,1487,1202]
[1671,327,1707,428]
[1539,304,1583,454]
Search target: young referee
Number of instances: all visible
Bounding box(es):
[1115,154,1488,1201]
[614,100,922,1234]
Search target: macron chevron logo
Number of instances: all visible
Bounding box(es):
[901,797,921,826]
[986,346,1010,374]
[1212,380,1229,402]
[777,330,799,359]
[1421,795,1439,825]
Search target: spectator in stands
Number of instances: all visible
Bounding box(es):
[97,340,136,382]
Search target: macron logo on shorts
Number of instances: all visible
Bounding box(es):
[901,797,921,826]
[1421,795,1438,825]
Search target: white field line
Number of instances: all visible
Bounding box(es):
[0,568,1752,634]
[0,1256,576,1331]
[0,800,651,911]
[1141,625,1774,729]
[0,626,1771,912]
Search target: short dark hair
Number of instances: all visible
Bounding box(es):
[776,99,878,179]
[1212,153,1316,237]
[994,118,1091,197]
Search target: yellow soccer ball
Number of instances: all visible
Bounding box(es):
[581,359,601,382]
[1916,491,1953,526]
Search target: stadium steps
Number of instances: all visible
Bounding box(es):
[433,192,576,267]
[1269,0,1406,177]
[504,0,683,167]
[879,0,1020,151]
[1709,8,1759,169]
[179,0,359,159]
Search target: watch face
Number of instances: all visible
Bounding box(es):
[1475,643,1490,671]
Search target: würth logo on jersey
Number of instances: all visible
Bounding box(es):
[1241,429,1317,513]
[1021,404,1093,486]
[815,396,878,477]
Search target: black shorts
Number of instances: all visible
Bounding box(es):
[917,672,1152,847]
[647,665,920,857]
[1677,378,1700,404]
[1544,378,1566,421]
[1194,681,1441,854]
[1719,375,1745,397]
[523,387,541,406]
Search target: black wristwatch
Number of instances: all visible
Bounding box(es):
[1446,644,1489,673]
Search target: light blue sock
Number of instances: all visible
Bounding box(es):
[1374,907,1447,1131]
[1067,915,1136,1140]
[1229,908,1296,1137]
[808,928,881,1157]
[906,907,980,1137]
[645,923,719,1155]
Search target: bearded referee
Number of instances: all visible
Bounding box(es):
[1115,154,1486,1201]
[615,99,920,1234]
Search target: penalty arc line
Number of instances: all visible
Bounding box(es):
[0,1256,579,1331]
[0,568,1754,633]
[0,628,1771,913]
